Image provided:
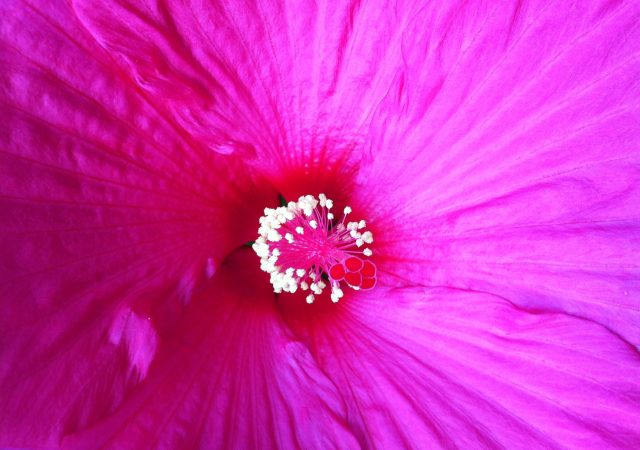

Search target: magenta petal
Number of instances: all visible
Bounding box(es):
[72,0,277,158]
[294,288,640,448]
[71,0,417,173]
[2,0,639,447]
[63,251,359,450]
[0,2,273,445]
[356,1,640,345]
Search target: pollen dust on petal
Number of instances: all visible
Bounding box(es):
[109,307,159,381]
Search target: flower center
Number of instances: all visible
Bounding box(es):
[252,194,376,303]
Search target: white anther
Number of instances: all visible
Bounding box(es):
[252,242,270,258]
[271,249,281,257]
[297,195,319,218]
[285,233,294,243]
[356,238,364,247]
[363,248,373,256]
[327,213,334,220]
[310,283,322,294]
[325,199,333,209]
[361,231,373,244]
[306,294,315,304]
[358,220,366,229]
[309,220,318,229]
[296,269,306,277]
[267,229,282,242]
[344,206,352,215]
[295,226,304,235]
[301,281,309,290]
[319,193,327,207]
[330,287,344,303]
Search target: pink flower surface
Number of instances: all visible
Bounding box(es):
[1,0,639,448]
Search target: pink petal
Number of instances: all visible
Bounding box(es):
[63,250,359,449]
[354,0,640,344]
[71,0,417,178]
[283,287,640,448]
[2,0,639,447]
[0,2,274,445]
[71,0,280,158]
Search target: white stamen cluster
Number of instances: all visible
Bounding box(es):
[253,195,321,297]
[252,194,373,304]
[345,220,374,255]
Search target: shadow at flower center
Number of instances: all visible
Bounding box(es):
[274,287,359,345]
[203,248,355,344]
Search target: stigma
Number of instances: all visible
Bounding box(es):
[252,194,376,304]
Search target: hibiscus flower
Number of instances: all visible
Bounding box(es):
[1,0,640,448]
